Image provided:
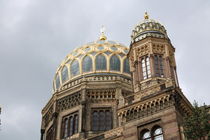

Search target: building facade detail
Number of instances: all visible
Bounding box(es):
[41,13,192,140]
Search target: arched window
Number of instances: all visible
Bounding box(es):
[70,60,79,77]
[110,55,120,71]
[141,129,151,140]
[96,54,107,70]
[55,74,60,89]
[154,55,164,77]
[82,55,93,73]
[61,66,69,83]
[140,126,164,140]
[152,126,163,140]
[123,58,130,73]
[141,56,151,79]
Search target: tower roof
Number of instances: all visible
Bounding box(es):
[131,12,168,44]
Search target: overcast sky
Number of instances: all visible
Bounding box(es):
[0,0,209,140]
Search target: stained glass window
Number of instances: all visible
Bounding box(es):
[110,55,120,71]
[55,74,60,89]
[61,66,69,83]
[123,58,130,73]
[82,55,93,73]
[70,60,80,77]
[96,54,107,70]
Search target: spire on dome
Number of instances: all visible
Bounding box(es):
[99,25,107,40]
[144,12,149,19]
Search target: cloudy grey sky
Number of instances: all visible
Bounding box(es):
[0,0,209,139]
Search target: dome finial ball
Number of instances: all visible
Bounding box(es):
[99,25,107,40]
[144,12,149,19]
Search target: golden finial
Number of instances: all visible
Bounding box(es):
[144,12,149,19]
[99,25,107,40]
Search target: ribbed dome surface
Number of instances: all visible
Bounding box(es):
[53,39,131,91]
[131,15,168,44]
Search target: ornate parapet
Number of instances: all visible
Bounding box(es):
[118,92,173,124]
[55,74,132,94]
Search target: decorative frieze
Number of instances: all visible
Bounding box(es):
[57,75,131,93]
[43,105,53,127]
[152,44,165,54]
[57,92,81,112]
[136,45,149,57]
[118,94,173,123]
[86,89,116,101]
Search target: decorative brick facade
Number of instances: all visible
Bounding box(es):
[41,13,192,140]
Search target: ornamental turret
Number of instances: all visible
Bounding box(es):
[128,12,179,100]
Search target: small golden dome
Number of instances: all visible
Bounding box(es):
[131,13,168,44]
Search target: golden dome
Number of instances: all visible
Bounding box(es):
[131,13,168,44]
[53,39,131,91]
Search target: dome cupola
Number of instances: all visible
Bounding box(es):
[53,32,131,92]
[131,12,168,44]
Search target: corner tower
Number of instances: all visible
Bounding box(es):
[115,13,192,140]
[128,12,179,100]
